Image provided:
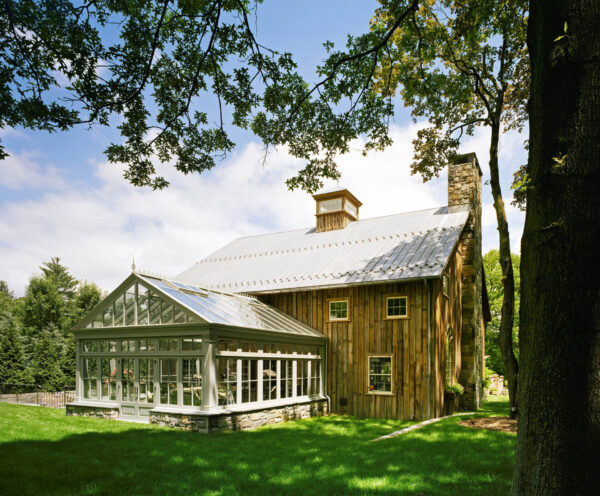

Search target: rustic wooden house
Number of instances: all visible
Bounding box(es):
[68,153,489,430]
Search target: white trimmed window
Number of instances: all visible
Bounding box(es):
[385,296,408,319]
[368,356,393,394]
[329,299,349,321]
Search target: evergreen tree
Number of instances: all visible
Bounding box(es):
[31,329,66,391]
[67,281,102,329]
[20,276,66,333]
[61,335,77,389]
[40,257,78,300]
[0,326,32,385]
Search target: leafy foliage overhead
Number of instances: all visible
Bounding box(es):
[1,0,422,192]
[371,0,528,179]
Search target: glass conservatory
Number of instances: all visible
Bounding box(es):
[68,272,327,430]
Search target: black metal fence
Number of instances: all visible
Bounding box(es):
[0,384,75,408]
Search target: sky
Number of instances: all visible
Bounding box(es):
[0,1,527,297]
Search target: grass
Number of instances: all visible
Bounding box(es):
[0,396,515,496]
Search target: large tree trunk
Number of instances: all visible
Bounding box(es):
[512,0,600,494]
[488,117,519,419]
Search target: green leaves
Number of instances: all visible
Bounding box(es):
[372,0,528,180]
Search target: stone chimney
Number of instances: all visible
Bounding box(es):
[312,188,362,233]
[448,153,484,410]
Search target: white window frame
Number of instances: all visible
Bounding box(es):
[328,298,350,322]
[367,354,394,395]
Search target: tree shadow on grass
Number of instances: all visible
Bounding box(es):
[0,415,515,496]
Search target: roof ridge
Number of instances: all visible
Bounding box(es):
[198,227,454,264]
[228,205,452,242]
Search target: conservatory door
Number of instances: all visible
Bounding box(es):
[120,358,156,419]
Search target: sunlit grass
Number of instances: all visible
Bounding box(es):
[0,397,514,495]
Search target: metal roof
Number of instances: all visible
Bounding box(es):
[176,205,469,294]
[138,274,324,338]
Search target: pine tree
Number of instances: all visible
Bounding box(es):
[61,335,77,389]
[0,326,32,385]
[31,329,66,391]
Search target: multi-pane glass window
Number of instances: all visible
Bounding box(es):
[329,300,349,321]
[182,338,202,352]
[121,358,136,402]
[100,340,117,353]
[217,358,237,406]
[159,338,178,352]
[263,360,278,401]
[160,359,178,405]
[310,360,321,396]
[386,296,408,318]
[84,282,197,328]
[279,360,294,398]
[318,198,342,213]
[82,340,98,353]
[139,339,155,352]
[368,356,393,393]
[241,360,258,403]
[183,358,203,406]
[297,360,308,396]
[121,339,136,352]
[139,359,155,404]
[149,293,161,324]
[101,358,117,400]
[137,285,149,325]
[79,334,324,411]
[83,358,98,399]
[114,295,124,326]
[125,286,136,325]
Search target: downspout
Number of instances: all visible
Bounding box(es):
[425,279,432,419]
[324,339,331,414]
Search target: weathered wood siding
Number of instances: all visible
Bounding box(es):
[259,247,463,420]
[431,245,463,418]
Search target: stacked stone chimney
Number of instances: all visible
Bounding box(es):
[448,153,484,410]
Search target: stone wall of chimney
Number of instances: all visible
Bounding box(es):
[448,153,484,411]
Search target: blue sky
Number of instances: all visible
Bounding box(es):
[0,1,526,296]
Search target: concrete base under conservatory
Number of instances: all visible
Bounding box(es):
[66,398,328,432]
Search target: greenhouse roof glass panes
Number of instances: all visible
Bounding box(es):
[138,275,323,337]
[79,273,324,339]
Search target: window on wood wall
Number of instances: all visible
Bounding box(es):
[445,326,455,385]
[385,295,408,319]
[328,299,349,321]
[368,355,393,394]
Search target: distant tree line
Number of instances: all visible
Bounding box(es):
[0,258,102,391]
[483,250,521,378]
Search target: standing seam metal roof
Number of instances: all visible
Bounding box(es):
[176,206,469,293]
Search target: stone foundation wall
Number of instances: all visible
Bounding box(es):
[150,399,328,433]
[66,403,120,420]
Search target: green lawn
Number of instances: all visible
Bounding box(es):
[0,397,514,496]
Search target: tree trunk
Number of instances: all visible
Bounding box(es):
[488,116,519,419]
[512,0,600,493]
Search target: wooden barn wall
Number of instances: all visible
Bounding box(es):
[431,246,463,417]
[260,280,447,421]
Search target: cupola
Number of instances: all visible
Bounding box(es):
[312,187,362,232]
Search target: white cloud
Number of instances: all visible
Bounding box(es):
[0,150,66,190]
[0,122,526,296]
